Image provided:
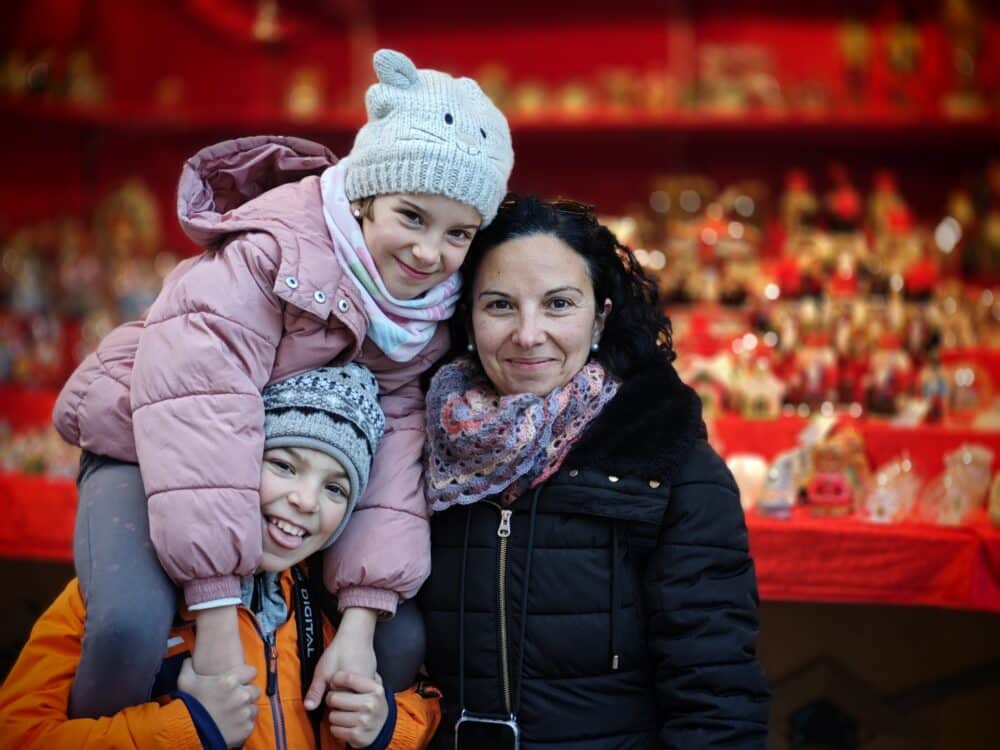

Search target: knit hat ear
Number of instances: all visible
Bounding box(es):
[345,48,514,225]
[262,364,385,549]
[373,48,419,89]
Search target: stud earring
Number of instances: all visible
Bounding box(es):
[352,207,362,219]
[466,342,475,352]
[591,341,599,352]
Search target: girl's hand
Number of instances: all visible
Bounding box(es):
[325,671,389,749]
[177,658,260,749]
[193,605,246,676]
[303,607,378,710]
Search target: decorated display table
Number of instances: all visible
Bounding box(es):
[2,466,998,614]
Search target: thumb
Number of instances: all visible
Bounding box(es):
[303,672,329,711]
[233,663,258,686]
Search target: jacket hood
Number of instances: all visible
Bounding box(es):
[178,135,337,250]
[566,357,707,484]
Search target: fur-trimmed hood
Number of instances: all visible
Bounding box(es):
[565,357,707,484]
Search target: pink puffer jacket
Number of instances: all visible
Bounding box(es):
[53,136,446,613]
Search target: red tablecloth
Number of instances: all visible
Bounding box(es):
[2,471,998,613]
[748,508,1000,612]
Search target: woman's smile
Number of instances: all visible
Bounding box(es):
[471,234,604,396]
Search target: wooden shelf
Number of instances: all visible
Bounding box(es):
[4,97,998,143]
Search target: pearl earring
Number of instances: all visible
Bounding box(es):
[467,342,475,352]
[352,207,362,219]
[591,341,599,352]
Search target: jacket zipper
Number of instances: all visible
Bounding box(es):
[491,503,514,714]
[251,618,287,750]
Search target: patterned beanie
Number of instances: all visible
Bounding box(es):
[345,48,514,226]
[262,363,385,548]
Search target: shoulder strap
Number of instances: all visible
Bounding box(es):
[292,561,328,747]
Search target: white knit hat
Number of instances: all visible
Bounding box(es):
[262,363,385,548]
[345,49,514,225]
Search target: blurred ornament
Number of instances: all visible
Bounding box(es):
[838,18,871,104]
[941,0,986,118]
[859,454,921,524]
[726,454,768,510]
[989,474,1000,527]
[286,67,324,121]
[65,48,105,104]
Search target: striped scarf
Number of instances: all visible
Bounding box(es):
[320,158,460,362]
[425,357,620,511]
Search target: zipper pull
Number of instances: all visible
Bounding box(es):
[497,509,512,538]
[265,636,278,696]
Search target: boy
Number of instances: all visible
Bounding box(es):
[0,364,439,749]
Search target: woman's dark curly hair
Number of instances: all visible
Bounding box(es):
[449,194,675,380]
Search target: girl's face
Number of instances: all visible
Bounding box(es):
[470,232,609,397]
[258,447,351,572]
[360,193,481,299]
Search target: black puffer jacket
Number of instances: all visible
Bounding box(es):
[419,360,770,749]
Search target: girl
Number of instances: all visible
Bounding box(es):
[52,48,513,718]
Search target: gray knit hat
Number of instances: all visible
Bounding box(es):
[262,363,385,548]
[345,49,514,226]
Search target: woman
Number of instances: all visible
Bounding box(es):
[419,196,770,749]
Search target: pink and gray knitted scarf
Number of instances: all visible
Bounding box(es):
[425,357,620,511]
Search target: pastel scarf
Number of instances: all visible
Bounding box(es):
[319,159,461,362]
[425,357,621,511]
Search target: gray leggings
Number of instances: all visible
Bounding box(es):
[70,452,425,718]
[70,451,176,718]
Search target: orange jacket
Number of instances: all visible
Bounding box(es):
[0,568,440,750]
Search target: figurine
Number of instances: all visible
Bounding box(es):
[780,170,819,236]
[838,18,871,104]
[860,454,921,524]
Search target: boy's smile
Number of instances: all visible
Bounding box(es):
[258,447,351,571]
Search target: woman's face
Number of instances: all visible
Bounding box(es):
[360,193,482,300]
[471,233,608,396]
[257,447,350,572]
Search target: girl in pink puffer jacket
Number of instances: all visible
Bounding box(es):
[52,48,512,719]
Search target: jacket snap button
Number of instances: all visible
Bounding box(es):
[608,475,619,483]
[648,480,661,489]
[568,469,579,477]
[313,290,327,304]
[285,276,299,289]
[337,299,350,313]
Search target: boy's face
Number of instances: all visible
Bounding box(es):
[361,193,481,300]
[258,447,351,571]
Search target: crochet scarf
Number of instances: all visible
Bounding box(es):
[425,357,621,511]
[319,159,461,362]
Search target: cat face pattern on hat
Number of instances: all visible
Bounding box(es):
[345,49,514,226]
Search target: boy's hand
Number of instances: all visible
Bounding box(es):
[193,605,246,676]
[303,607,378,710]
[325,671,389,749]
[177,658,260,749]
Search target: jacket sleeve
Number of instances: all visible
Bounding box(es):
[645,440,770,749]
[386,683,442,750]
[131,234,283,607]
[322,330,447,615]
[0,581,202,750]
